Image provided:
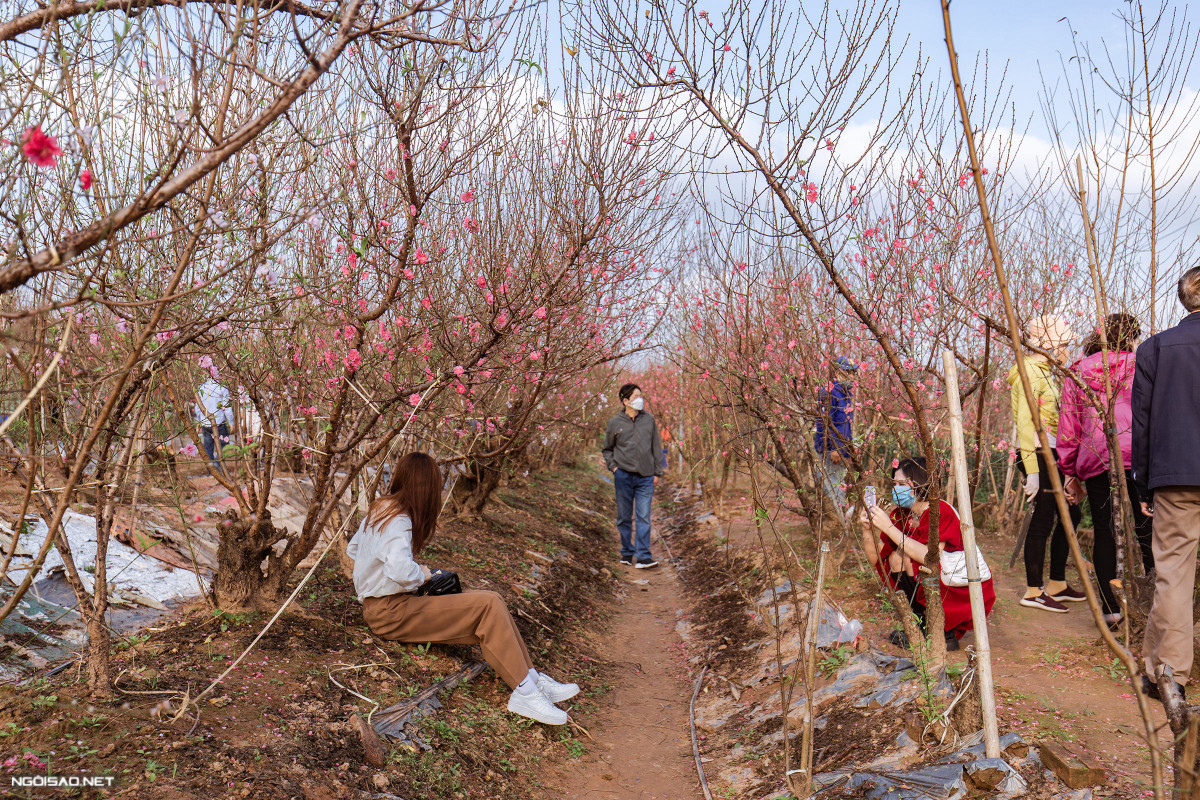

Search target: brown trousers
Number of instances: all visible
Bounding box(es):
[1143,487,1200,684]
[362,589,533,689]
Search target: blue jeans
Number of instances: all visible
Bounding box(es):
[614,468,655,561]
[201,423,230,467]
[817,452,847,512]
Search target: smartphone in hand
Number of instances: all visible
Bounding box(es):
[864,486,877,508]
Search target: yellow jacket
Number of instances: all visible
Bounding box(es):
[1008,360,1060,475]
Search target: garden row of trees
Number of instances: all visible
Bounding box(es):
[598,0,1199,792]
[0,0,681,694]
[3,0,1199,785]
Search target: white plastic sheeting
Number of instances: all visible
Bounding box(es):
[5,512,208,607]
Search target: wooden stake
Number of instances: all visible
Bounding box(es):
[942,350,1001,759]
[797,541,830,792]
[999,425,1016,514]
[1178,714,1199,796]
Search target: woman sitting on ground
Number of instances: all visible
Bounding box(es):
[347,452,578,725]
[860,456,996,652]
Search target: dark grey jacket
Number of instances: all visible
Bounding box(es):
[602,410,664,477]
[1132,311,1200,494]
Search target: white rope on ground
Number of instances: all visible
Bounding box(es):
[326,662,401,726]
[176,510,356,721]
[923,660,978,746]
[667,496,713,800]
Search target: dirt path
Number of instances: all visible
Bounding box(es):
[546,529,704,800]
[982,549,1173,791]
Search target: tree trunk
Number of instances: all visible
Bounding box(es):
[450,460,504,519]
[715,451,732,504]
[85,614,114,698]
[213,511,288,610]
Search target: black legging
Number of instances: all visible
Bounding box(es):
[891,571,926,630]
[1084,468,1155,615]
[1023,449,1082,588]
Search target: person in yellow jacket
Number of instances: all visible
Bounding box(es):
[1008,314,1085,613]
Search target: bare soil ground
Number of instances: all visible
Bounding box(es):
[544,546,701,799]
[0,463,1177,799]
[0,465,626,799]
[686,469,1173,798]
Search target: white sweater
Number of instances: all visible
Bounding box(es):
[346,514,427,600]
[193,379,233,426]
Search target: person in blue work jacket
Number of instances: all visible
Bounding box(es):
[814,356,858,514]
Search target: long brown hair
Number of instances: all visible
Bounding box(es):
[365,452,442,554]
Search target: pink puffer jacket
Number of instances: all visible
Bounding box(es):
[1057,351,1135,480]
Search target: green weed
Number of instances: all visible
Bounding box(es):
[1092,657,1125,684]
[817,646,853,678]
[559,732,586,758]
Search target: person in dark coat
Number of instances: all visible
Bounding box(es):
[1133,266,1200,699]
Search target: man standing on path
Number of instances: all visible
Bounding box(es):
[194,370,233,475]
[814,356,858,515]
[602,383,664,569]
[1133,266,1200,699]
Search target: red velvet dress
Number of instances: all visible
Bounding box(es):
[876,500,997,635]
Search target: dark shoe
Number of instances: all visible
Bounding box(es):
[887,629,910,649]
[945,631,961,652]
[1020,593,1068,613]
[1142,675,1187,702]
[619,557,633,566]
[634,558,659,570]
[1048,586,1087,603]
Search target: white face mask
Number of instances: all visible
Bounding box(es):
[629,397,645,411]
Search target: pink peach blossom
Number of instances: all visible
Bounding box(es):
[21,127,60,167]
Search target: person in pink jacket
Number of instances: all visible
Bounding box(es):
[1057,313,1154,628]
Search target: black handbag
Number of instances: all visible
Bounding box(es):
[415,569,462,597]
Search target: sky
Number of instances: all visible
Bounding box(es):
[903,1,1168,134]
[898,1,1200,326]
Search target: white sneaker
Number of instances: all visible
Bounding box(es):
[537,672,580,703]
[507,688,568,725]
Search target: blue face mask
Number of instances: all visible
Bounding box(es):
[892,485,915,509]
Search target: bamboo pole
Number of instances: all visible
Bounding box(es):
[1179,714,1200,797]
[970,328,991,497]
[797,540,830,792]
[942,350,1001,758]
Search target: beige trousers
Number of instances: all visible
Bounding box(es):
[1143,487,1200,684]
[362,589,534,689]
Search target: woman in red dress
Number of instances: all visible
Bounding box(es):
[860,456,996,651]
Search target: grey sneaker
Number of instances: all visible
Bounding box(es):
[507,688,568,725]
[536,673,580,703]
